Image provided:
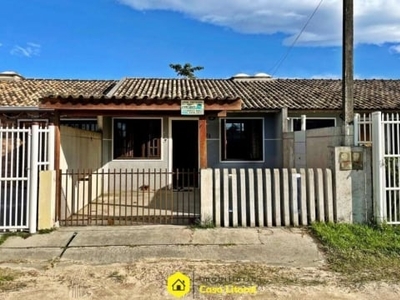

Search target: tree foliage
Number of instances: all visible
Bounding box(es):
[169,63,204,79]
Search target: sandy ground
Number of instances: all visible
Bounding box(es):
[1,259,400,300]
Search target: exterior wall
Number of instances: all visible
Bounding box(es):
[283,126,373,224]
[103,116,170,171]
[207,112,283,169]
[60,125,102,171]
[102,113,283,172]
[283,126,344,169]
[306,127,344,169]
[60,126,103,217]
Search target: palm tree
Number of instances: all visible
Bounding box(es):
[169,63,204,79]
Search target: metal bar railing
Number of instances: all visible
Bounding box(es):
[58,169,200,226]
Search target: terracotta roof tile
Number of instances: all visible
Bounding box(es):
[112,78,240,100]
[0,79,117,107]
[2,77,400,111]
[112,78,400,111]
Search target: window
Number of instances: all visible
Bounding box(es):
[291,118,336,131]
[113,118,162,159]
[221,118,263,161]
[61,119,98,131]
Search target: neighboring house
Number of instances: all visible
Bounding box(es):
[2,71,400,171]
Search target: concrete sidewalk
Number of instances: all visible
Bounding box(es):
[0,226,324,267]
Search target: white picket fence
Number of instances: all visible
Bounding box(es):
[0,125,54,232]
[202,168,335,227]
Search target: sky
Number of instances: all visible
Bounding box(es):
[1,0,400,80]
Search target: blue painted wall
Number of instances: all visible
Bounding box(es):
[207,112,283,169]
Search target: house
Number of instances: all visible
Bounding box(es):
[2,71,400,171]
[2,71,400,227]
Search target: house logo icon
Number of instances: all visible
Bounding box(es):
[167,272,191,298]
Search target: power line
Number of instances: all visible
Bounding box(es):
[269,0,325,76]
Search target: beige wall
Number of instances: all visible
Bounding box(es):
[283,126,345,169]
[59,126,103,218]
[283,126,373,224]
[60,125,102,171]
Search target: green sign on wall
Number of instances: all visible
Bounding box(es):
[181,100,204,115]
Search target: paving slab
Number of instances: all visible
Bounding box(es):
[258,228,316,247]
[61,244,324,267]
[69,227,193,247]
[0,248,62,262]
[0,226,324,268]
[191,228,260,245]
[0,231,75,248]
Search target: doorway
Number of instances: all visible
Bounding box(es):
[171,119,199,188]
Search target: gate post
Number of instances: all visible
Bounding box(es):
[372,112,385,224]
[29,124,39,233]
[200,169,213,224]
[48,125,55,170]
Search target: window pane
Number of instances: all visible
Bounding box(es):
[306,119,335,130]
[293,118,335,131]
[61,120,98,131]
[221,119,263,161]
[113,119,161,159]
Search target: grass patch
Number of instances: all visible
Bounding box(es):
[108,271,126,283]
[0,228,55,246]
[190,216,215,229]
[311,222,400,283]
[0,232,31,246]
[0,268,25,292]
[38,228,56,234]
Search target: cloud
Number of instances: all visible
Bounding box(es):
[389,44,400,54]
[11,42,41,57]
[118,0,400,47]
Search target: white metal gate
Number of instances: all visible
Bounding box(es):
[372,112,400,225]
[0,124,54,232]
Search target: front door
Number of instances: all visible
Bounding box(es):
[171,119,198,188]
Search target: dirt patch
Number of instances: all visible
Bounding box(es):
[1,259,400,299]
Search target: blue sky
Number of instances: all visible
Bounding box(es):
[1,0,400,80]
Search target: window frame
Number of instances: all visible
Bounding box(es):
[60,118,98,132]
[219,117,264,163]
[112,117,163,161]
[289,117,336,132]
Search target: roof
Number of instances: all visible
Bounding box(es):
[237,79,400,111]
[1,77,400,111]
[111,78,241,100]
[111,78,400,111]
[0,79,116,107]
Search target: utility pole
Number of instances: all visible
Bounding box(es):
[342,0,354,127]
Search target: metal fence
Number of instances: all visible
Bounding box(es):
[372,112,400,225]
[0,125,54,232]
[58,169,200,226]
[354,113,372,147]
